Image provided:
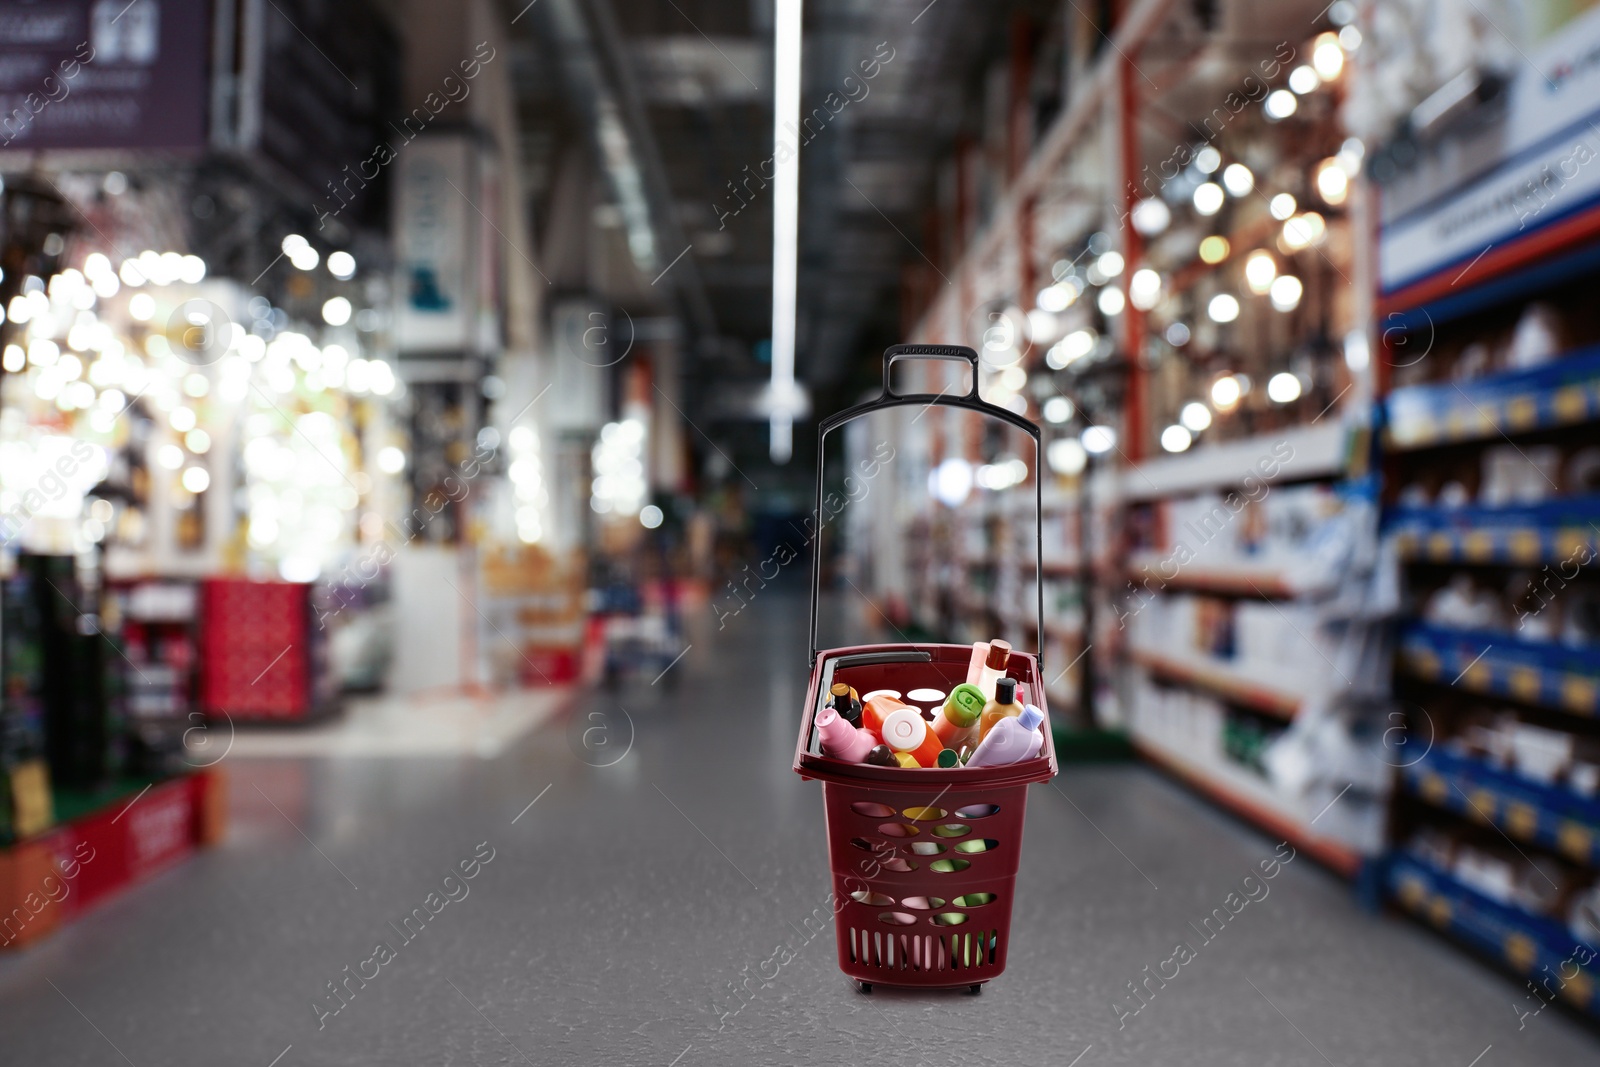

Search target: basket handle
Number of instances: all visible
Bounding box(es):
[882,343,981,400]
[808,344,1045,666]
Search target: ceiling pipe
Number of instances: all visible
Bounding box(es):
[530,0,718,338]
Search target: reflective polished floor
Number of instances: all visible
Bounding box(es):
[1,585,1597,1065]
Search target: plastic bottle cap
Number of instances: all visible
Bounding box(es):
[1018,704,1044,732]
[830,683,851,698]
[986,640,1012,670]
[936,749,960,768]
[816,707,839,728]
[943,683,986,726]
[882,707,928,751]
[996,677,1017,704]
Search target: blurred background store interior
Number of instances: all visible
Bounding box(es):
[2,0,1600,1062]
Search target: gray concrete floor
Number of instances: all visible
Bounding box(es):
[2,585,1597,1065]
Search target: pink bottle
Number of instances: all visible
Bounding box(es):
[816,706,878,762]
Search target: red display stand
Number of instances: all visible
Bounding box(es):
[199,578,333,721]
[0,768,226,950]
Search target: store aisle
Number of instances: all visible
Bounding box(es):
[0,588,1595,1066]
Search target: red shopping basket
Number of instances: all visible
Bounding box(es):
[792,344,1059,993]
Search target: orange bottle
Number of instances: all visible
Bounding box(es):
[978,677,1021,741]
[881,707,946,768]
[862,693,911,739]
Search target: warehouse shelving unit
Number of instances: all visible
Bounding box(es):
[1371,6,1600,1013]
[883,0,1379,847]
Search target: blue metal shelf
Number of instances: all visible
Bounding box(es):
[1386,852,1600,1018]
[1400,748,1600,867]
[1383,347,1600,450]
[1396,623,1600,716]
[1384,494,1600,565]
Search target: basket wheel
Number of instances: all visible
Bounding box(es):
[857,981,873,994]
[968,984,983,996]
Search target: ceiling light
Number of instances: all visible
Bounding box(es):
[1316,159,1349,204]
[1264,90,1298,120]
[1160,425,1192,453]
[1198,236,1230,264]
[1129,269,1162,310]
[1269,275,1304,311]
[640,504,664,529]
[1193,182,1225,215]
[1042,396,1075,424]
[1267,372,1303,403]
[769,0,803,462]
[1097,287,1126,316]
[1026,307,1058,342]
[1288,66,1320,94]
[1096,251,1125,278]
[181,466,210,493]
[1207,293,1240,323]
[932,458,973,506]
[1270,193,1297,220]
[1049,329,1097,368]
[1211,375,1243,409]
[378,446,407,474]
[1081,425,1116,454]
[323,296,352,326]
[1194,146,1221,174]
[1338,25,1362,51]
[1037,283,1076,312]
[1047,437,1088,475]
[327,251,356,279]
[1131,198,1171,235]
[1222,163,1254,196]
[1165,322,1191,347]
[1244,251,1277,294]
[1180,401,1212,431]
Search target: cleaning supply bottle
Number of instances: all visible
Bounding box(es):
[966,704,1045,768]
[862,692,911,737]
[880,707,945,768]
[865,744,898,767]
[934,683,985,749]
[972,640,1012,699]
[828,682,862,727]
[892,751,921,769]
[978,677,1021,741]
[815,706,877,762]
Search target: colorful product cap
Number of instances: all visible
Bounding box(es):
[1018,704,1044,731]
[942,683,986,727]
